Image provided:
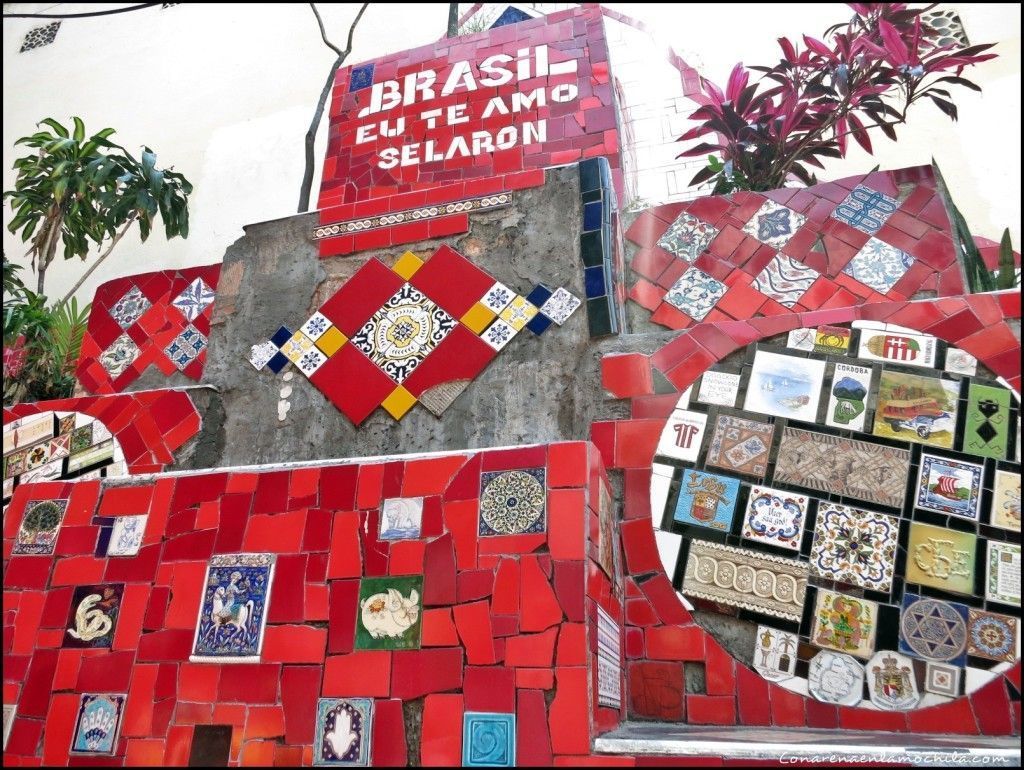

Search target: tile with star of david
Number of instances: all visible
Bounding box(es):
[351,283,456,384]
[108,286,151,330]
[842,237,915,294]
[898,592,969,666]
[664,267,727,321]
[741,199,807,249]
[657,211,719,262]
[171,277,216,322]
[831,185,900,235]
[164,325,208,371]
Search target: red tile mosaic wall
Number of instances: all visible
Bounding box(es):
[76,265,221,394]
[316,5,622,258]
[625,166,1022,331]
[2,443,625,765]
[593,291,1021,737]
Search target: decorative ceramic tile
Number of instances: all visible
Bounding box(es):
[479,468,546,535]
[742,486,808,551]
[348,62,375,91]
[906,522,976,596]
[300,312,333,342]
[71,423,94,453]
[898,593,968,665]
[786,327,816,352]
[664,267,727,321]
[697,370,741,407]
[190,553,276,662]
[314,698,372,766]
[807,650,865,706]
[596,605,622,708]
[172,277,216,322]
[842,237,915,294]
[813,589,878,659]
[825,363,872,431]
[355,576,423,650]
[966,608,1017,662]
[985,541,1020,606]
[597,481,617,580]
[867,651,920,710]
[70,693,126,755]
[672,469,741,532]
[480,282,515,313]
[352,284,456,384]
[280,331,315,365]
[752,253,819,307]
[100,333,140,379]
[3,704,14,751]
[915,454,983,520]
[991,469,1021,532]
[704,411,774,479]
[682,539,808,621]
[773,427,910,508]
[4,412,55,452]
[64,584,124,649]
[810,503,899,593]
[13,498,69,554]
[379,497,423,540]
[498,296,538,330]
[419,380,471,416]
[67,439,114,473]
[964,382,1011,458]
[831,185,899,235]
[744,350,826,422]
[742,199,807,249]
[656,211,718,262]
[296,347,328,376]
[107,515,147,556]
[753,625,799,682]
[481,319,517,351]
[872,371,959,449]
[538,287,581,325]
[857,329,937,369]
[463,713,515,768]
[924,661,961,697]
[109,285,151,329]
[813,325,852,356]
[312,193,513,239]
[165,325,208,371]
[656,409,708,463]
[944,348,978,376]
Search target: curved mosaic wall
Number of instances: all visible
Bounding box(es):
[650,321,1020,712]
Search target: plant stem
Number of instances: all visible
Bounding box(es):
[60,216,136,303]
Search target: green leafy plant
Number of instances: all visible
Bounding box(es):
[4,116,192,300]
[996,228,1018,290]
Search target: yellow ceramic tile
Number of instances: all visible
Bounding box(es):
[499,296,538,331]
[460,302,497,334]
[392,251,424,279]
[382,386,417,420]
[281,331,314,364]
[315,326,348,356]
[905,521,977,595]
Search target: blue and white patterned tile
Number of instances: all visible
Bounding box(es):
[480,282,515,313]
[481,319,517,351]
[831,185,899,235]
[171,277,216,322]
[109,286,151,330]
[300,311,332,341]
[752,253,820,307]
[539,287,581,325]
[842,237,915,294]
[463,712,515,767]
[164,325,208,371]
[100,333,140,379]
[107,515,147,557]
[657,212,719,262]
[664,267,727,321]
[742,200,807,249]
[249,341,278,371]
[297,347,328,377]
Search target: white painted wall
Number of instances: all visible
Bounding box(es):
[2,3,1019,303]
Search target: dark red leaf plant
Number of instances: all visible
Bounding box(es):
[680,3,997,193]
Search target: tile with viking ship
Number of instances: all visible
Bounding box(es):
[671,469,741,532]
[966,608,1017,663]
[905,522,976,596]
[856,329,937,369]
[705,414,775,478]
[63,584,124,649]
[898,593,969,666]
[812,589,878,659]
[753,625,799,682]
[13,498,69,555]
[985,540,1021,607]
[872,371,959,449]
[772,427,910,509]
[915,454,983,521]
[190,553,276,662]
[355,575,423,651]
[809,503,899,593]
[990,469,1021,532]
[867,651,920,710]
[963,382,1011,459]
[682,540,807,622]
[743,350,826,423]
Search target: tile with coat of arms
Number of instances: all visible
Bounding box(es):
[867,651,920,710]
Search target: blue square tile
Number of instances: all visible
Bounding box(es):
[579,159,602,193]
[463,712,515,767]
[271,326,293,347]
[526,313,553,335]
[584,266,607,298]
[266,352,290,374]
[525,284,553,307]
[582,201,603,232]
[348,63,375,93]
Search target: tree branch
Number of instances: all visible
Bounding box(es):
[59,215,137,303]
